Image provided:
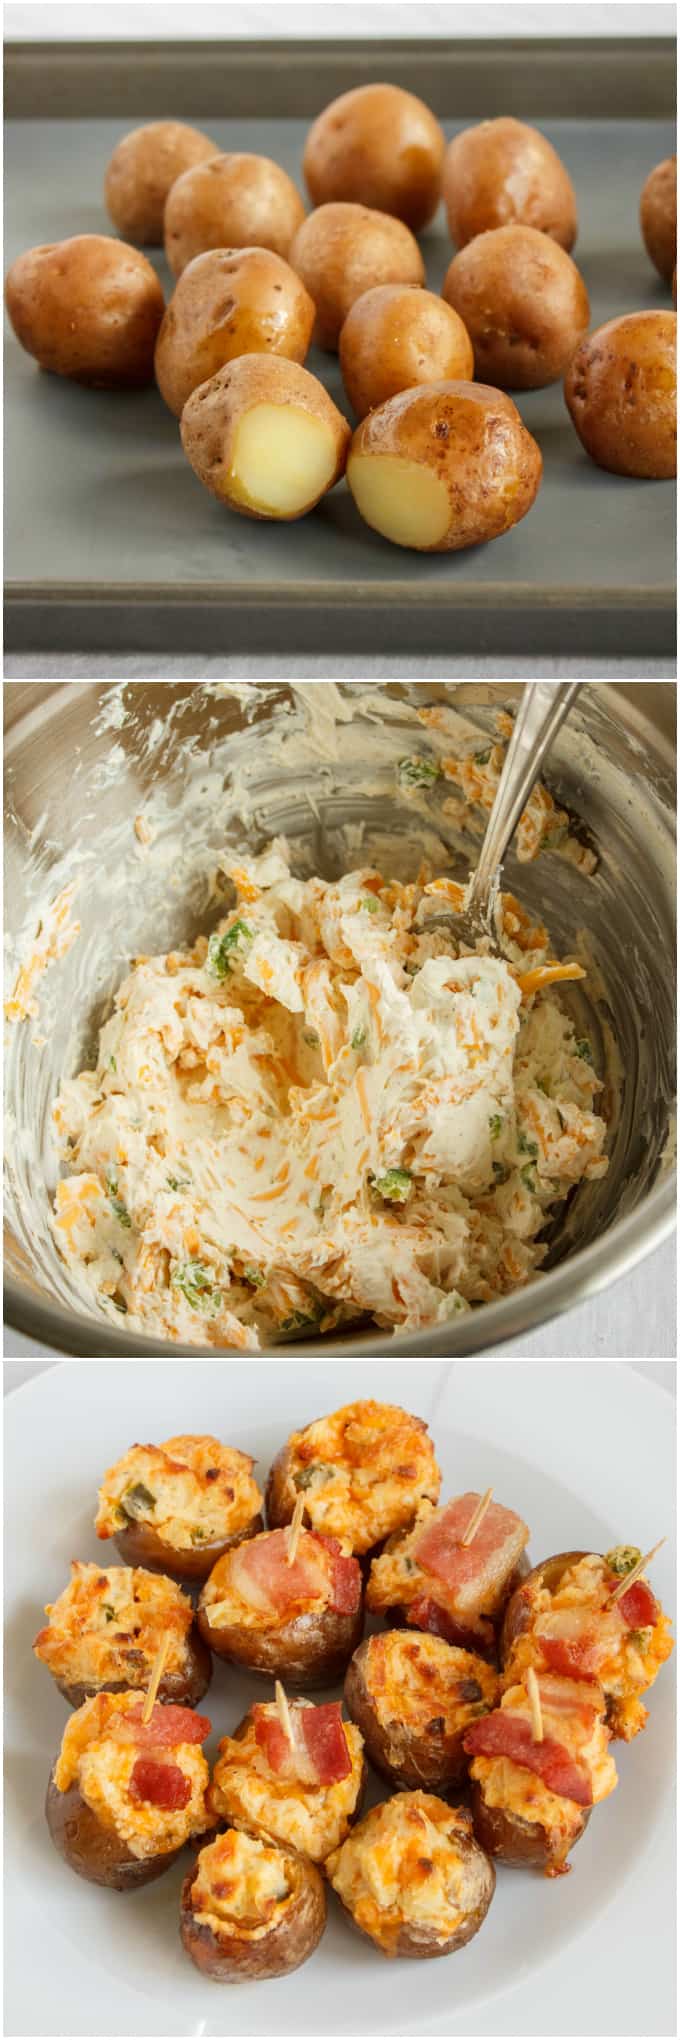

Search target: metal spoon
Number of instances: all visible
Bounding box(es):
[420,681,582,951]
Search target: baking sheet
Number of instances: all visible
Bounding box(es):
[4,47,676,656]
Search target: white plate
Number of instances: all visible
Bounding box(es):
[3,1360,676,2038]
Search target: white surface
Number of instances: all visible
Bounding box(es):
[5,4,675,44]
[4,1358,676,2037]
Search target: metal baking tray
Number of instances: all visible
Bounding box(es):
[4,37,676,657]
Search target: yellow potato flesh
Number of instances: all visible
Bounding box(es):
[347,453,450,548]
[227,403,336,516]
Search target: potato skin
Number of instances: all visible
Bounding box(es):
[564,311,677,478]
[196,1587,364,1688]
[180,1838,326,1981]
[303,83,445,232]
[180,354,351,518]
[4,235,164,386]
[442,226,589,390]
[500,1549,588,1670]
[344,1635,496,1791]
[640,157,677,281]
[346,380,542,552]
[104,121,219,245]
[112,1509,263,1584]
[164,154,306,278]
[469,1776,591,1874]
[289,203,425,350]
[443,117,577,252]
[53,1623,213,1712]
[45,1770,183,1889]
[339,284,474,418]
[155,247,316,416]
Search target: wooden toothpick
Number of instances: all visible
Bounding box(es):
[461,1488,493,1548]
[275,1679,294,1745]
[527,1666,543,1744]
[142,1634,170,1723]
[286,1493,306,1565]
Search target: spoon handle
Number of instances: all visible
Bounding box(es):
[466,682,582,920]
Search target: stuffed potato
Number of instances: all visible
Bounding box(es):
[442,225,589,390]
[104,121,219,244]
[155,247,315,417]
[564,311,677,478]
[501,1547,674,1740]
[46,1690,212,1889]
[180,355,350,520]
[344,1630,499,1791]
[95,1433,263,1583]
[366,1492,530,1654]
[197,1524,363,1685]
[303,83,445,232]
[325,1792,495,1957]
[289,202,425,350]
[346,382,542,551]
[465,1673,617,1876]
[265,1398,441,1558]
[443,117,578,251]
[180,1825,326,1981]
[208,1696,366,1862]
[4,234,164,387]
[33,1560,211,1710]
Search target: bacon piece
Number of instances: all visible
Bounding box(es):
[230,1529,330,1615]
[253,1701,351,1785]
[128,1756,191,1809]
[538,1632,602,1679]
[414,1495,528,1616]
[407,1592,495,1659]
[610,1577,658,1630]
[122,1703,210,1747]
[314,1534,362,1615]
[463,1712,593,1806]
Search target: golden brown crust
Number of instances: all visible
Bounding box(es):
[180,1837,326,1980]
[104,121,219,244]
[469,1776,590,1874]
[155,247,316,416]
[4,235,165,386]
[163,153,306,278]
[45,1771,183,1890]
[327,1802,495,1956]
[53,1623,213,1712]
[442,226,590,391]
[443,117,577,252]
[564,312,677,478]
[640,157,677,281]
[264,1402,440,1557]
[289,202,425,350]
[303,84,445,233]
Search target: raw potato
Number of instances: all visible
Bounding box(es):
[104,121,219,245]
[303,83,445,232]
[640,157,677,282]
[289,203,425,351]
[164,154,306,278]
[564,311,677,478]
[180,355,351,520]
[346,380,542,551]
[443,117,578,252]
[155,248,316,417]
[442,226,590,390]
[4,234,165,386]
[339,285,474,418]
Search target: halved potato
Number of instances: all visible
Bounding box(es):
[469,1775,591,1875]
[344,1631,500,1791]
[180,1827,326,1980]
[112,1512,263,1585]
[346,380,542,551]
[180,354,351,520]
[325,1793,496,1957]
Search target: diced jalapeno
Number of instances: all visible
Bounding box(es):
[605,1545,641,1576]
[575,1038,594,1064]
[517,1132,539,1158]
[488,1113,503,1141]
[351,1026,366,1050]
[206,919,253,979]
[398,755,440,789]
[474,748,492,766]
[243,1264,266,1288]
[106,1177,132,1228]
[102,1604,116,1623]
[172,1260,220,1311]
[120,1481,156,1520]
[370,1167,413,1204]
[294,1463,332,1491]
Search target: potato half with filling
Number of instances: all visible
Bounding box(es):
[346,381,542,552]
[442,226,589,390]
[164,153,306,278]
[501,1547,674,1740]
[4,235,164,386]
[443,117,577,251]
[303,83,445,232]
[265,1398,441,1557]
[464,1673,617,1876]
[104,121,219,244]
[339,285,474,418]
[640,157,677,282]
[180,1825,326,1981]
[208,1696,366,1862]
[366,1493,530,1656]
[33,1560,212,1709]
[325,1792,495,1957]
[180,355,350,521]
[155,247,316,416]
[344,1630,499,1791]
[564,311,677,478]
[95,1432,263,1583]
[46,1690,212,1889]
[197,1524,363,1685]
[289,202,425,350]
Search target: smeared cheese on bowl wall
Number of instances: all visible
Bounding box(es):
[50,836,607,1349]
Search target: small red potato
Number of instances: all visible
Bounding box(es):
[443,117,578,252]
[289,202,425,351]
[180,355,351,521]
[95,1433,264,1585]
[196,1525,363,1686]
[104,121,219,245]
[442,226,590,390]
[4,235,164,386]
[33,1560,212,1710]
[155,247,316,417]
[339,285,474,418]
[164,153,306,278]
[640,157,677,282]
[564,310,677,477]
[346,380,542,551]
[303,83,445,232]
[180,1826,326,1981]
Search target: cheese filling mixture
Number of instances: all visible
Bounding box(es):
[51,842,607,1349]
[33,1561,195,1686]
[190,1829,292,1937]
[325,1795,485,1945]
[209,1708,364,1862]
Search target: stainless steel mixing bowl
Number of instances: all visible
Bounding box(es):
[4,681,676,1357]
